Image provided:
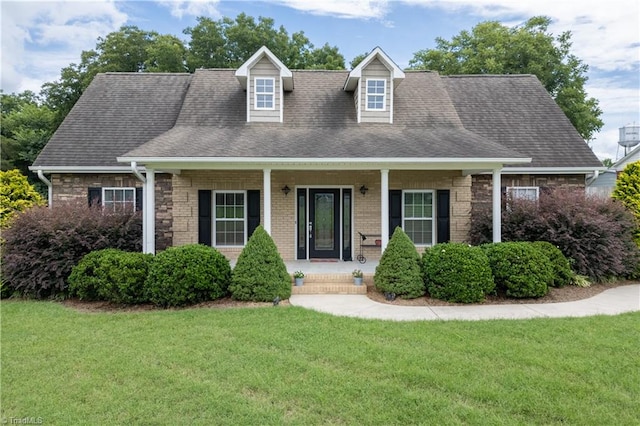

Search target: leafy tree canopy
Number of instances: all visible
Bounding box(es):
[408,16,603,141]
[613,161,640,245]
[184,13,345,70]
[1,91,55,190]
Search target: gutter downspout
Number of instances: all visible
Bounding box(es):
[586,169,600,186]
[130,162,148,253]
[37,170,53,208]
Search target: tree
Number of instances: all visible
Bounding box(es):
[613,161,640,245]
[0,169,45,228]
[184,13,344,71]
[408,16,603,141]
[349,52,369,69]
[41,26,188,127]
[1,91,56,190]
[602,158,614,168]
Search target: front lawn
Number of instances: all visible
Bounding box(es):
[1,301,639,425]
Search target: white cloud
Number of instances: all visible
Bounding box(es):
[401,0,640,73]
[1,1,128,93]
[272,0,389,19]
[157,0,221,19]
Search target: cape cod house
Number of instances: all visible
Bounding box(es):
[31,46,603,261]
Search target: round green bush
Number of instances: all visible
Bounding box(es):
[483,242,552,298]
[145,244,231,307]
[533,241,573,288]
[230,226,291,302]
[69,249,153,304]
[374,227,424,299]
[422,243,495,303]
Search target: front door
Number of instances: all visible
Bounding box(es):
[309,189,340,258]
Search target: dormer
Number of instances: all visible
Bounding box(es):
[235,46,293,123]
[343,47,405,124]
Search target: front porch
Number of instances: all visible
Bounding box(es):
[231,259,379,295]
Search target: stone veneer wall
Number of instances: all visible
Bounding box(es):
[173,169,471,261]
[51,173,173,250]
[471,174,586,232]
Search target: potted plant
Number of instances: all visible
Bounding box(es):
[293,270,304,286]
[352,269,364,286]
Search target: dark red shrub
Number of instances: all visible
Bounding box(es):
[1,201,142,298]
[470,189,639,281]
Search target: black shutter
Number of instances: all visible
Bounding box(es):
[436,190,450,243]
[88,187,101,207]
[247,190,260,237]
[135,187,143,212]
[389,190,402,237]
[198,190,212,246]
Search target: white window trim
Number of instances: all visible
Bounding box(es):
[365,78,386,112]
[506,186,540,201]
[213,190,248,247]
[254,77,275,110]
[401,189,435,247]
[102,187,136,213]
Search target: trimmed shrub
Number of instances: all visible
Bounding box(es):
[374,227,424,299]
[422,243,494,303]
[532,241,573,288]
[613,161,640,246]
[68,249,153,304]
[483,242,552,298]
[0,169,45,228]
[230,226,291,302]
[1,201,142,299]
[470,188,639,281]
[145,244,231,307]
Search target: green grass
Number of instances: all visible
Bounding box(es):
[2,301,639,425]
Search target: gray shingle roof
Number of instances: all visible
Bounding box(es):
[33,67,600,169]
[441,74,602,168]
[122,70,523,160]
[32,73,191,167]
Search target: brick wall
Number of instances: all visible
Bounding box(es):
[52,173,173,250]
[174,169,470,261]
[471,173,586,215]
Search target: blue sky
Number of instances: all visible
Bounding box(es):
[1,0,639,161]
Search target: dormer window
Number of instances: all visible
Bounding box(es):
[366,79,386,111]
[255,78,275,110]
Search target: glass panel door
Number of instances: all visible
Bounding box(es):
[309,189,340,258]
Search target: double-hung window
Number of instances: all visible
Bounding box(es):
[103,188,135,213]
[507,186,539,201]
[366,79,386,110]
[255,78,275,109]
[403,190,435,246]
[214,192,246,246]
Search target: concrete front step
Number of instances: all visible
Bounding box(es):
[291,273,369,294]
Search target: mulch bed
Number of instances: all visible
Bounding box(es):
[60,281,637,312]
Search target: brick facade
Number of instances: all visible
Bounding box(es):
[172,169,470,261]
[52,173,174,250]
[471,174,586,217]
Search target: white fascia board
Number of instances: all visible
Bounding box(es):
[344,46,405,91]
[117,156,532,171]
[235,46,293,91]
[499,166,607,174]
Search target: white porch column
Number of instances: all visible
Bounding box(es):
[380,169,389,250]
[144,169,155,254]
[492,168,502,243]
[263,169,272,235]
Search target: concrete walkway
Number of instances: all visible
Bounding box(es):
[289,284,640,321]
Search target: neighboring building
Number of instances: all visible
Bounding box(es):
[587,145,640,196]
[31,46,603,261]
